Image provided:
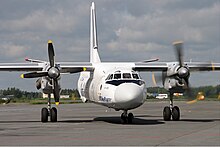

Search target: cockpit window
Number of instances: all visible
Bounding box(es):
[109,74,113,80]
[123,73,131,79]
[106,74,113,80]
[132,73,139,79]
[114,74,121,79]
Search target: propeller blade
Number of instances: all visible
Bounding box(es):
[173,41,184,67]
[21,72,48,78]
[152,72,157,87]
[187,99,197,104]
[151,72,163,87]
[48,40,55,67]
[184,78,194,101]
[53,79,60,105]
[187,92,205,104]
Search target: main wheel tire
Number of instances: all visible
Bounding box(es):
[172,106,180,121]
[50,107,57,122]
[163,106,171,121]
[128,113,134,124]
[41,107,48,123]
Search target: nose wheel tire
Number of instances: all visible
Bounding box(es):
[128,113,134,124]
[121,112,127,124]
[41,107,49,122]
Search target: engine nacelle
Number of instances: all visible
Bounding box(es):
[41,77,53,94]
[163,77,186,93]
[163,62,190,93]
[36,78,41,90]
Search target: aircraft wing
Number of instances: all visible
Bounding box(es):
[133,62,220,72]
[185,62,220,71]
[0,62,94,73]
[0,63,43,72]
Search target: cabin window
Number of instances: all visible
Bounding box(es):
[114,74,121,79]
[132,73,139,79]
[123,73,131,79]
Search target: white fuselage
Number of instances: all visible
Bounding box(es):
[77,63,146,111]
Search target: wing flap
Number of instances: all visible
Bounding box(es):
[133,62,168,71]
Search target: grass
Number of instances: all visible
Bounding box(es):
[0,97,83,105]
[1,97,219,105]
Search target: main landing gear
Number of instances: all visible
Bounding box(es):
[121,110,134,124]
[41,94,58,122]
[163,92,180,121]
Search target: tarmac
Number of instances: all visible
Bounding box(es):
[0,101,219,146]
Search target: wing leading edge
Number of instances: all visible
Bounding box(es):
[0,62,94,73]
[133,62,220,72]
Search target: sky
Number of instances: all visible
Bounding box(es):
[0,0,219,91]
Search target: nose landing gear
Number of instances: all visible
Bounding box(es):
[121,110,134,124]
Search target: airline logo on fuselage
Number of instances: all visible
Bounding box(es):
[98,96,112,102]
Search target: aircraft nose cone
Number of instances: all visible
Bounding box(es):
[114,83,144,104]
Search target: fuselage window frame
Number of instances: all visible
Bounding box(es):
[114,73,121,79]
[123,73,131,79]
[132,73,139,79]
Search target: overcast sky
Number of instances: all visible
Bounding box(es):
[0,0,219,91]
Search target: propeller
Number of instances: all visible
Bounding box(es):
[21,40,61,105]
[173,41,196,102]
[47,40,60,105]
[173,41,191,88]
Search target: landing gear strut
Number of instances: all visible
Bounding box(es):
[163,92,180,121]
[41,94,58,122]
[121,110,134,124]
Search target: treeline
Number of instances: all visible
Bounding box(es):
[0,87,80,99]
[147,85,220,98]
[1,85,220,99]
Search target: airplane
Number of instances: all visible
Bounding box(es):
[0,2,219,123]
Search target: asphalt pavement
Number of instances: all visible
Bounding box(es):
[0,101,219,146]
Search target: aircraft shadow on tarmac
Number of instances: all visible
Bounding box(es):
[93,116,165,125]
[0,117,219,124]
[179,119,220,122]
[0,120,40,123]
[60,116,220,125]
[59,114,165,125]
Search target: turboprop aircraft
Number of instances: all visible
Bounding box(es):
[0,2,219,123]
